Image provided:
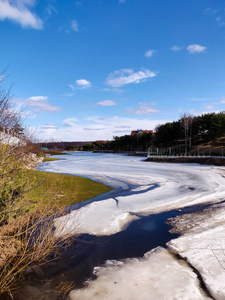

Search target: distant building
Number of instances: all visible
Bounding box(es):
[131,129,154,136]
[95,140,108,144]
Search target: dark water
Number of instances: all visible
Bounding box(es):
[10,202,212,300]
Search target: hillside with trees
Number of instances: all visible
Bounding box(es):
[86,111,225,154]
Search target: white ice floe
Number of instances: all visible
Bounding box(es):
[69,247,210,300]
[55,198,139,236]
[168,204,225,300]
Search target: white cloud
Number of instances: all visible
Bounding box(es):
[29,96,48,101]
[35,115,170,142]
[187,44,207,54]
[71,19,79,32]
[76,79,92,88]
[170,46,182,52]
[145,50,156,58]
[68,79,92,91]
[97,100,116,106]
[106,68,156,87]
[125,102,159,115]
[14,96,61,114]
[0,0,43,29]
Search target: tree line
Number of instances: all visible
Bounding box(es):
[87,111,225,152]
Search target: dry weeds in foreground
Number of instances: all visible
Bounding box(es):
[0,206,76,298]
[0,71,78,298]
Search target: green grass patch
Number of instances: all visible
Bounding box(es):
[26,170,112,208]
[43,157,61,162]
[43,150,68,156]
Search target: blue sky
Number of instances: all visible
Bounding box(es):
[1,0,225,141]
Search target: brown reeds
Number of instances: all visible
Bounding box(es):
[0,206,76,297]
[0,73,77,298]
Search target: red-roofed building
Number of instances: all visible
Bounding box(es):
[95,140,108,144]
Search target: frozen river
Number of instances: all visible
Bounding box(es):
[39,152,225,236]
[35,152,225,299]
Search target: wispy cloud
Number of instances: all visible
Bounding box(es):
[125,102,159,115]
[187,44,207,54]
[65,92,75,97]
[0,0,43,29]
[59,19,79,33]
[145,50,156,58]
[170,45,182,52]
[45,4,57,18]
[63,118,78,127]
[106,68,156,87]
[14,95,61,114]
[215,16,225,26]
[97,100,116,106]
[102,88,123,93]
[189,97,216,102]
[204,7,225,26]
[203,104,215,110]
[71,19,79,32]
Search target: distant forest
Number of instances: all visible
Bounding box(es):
[42,111,225,153]
[89,111,225,152]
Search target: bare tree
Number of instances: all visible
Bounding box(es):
[0,71,25,140]
[180,113,193,156]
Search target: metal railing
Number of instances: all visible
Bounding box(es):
[147,147,225,158]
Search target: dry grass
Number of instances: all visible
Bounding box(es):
[56,280,75,296]
[0,206,76,296]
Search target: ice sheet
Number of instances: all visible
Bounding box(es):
[69,247,210,300]
[55,198,139,236]
[44,153,225,236]
[40,153,225,298]
[167,203,225,300]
